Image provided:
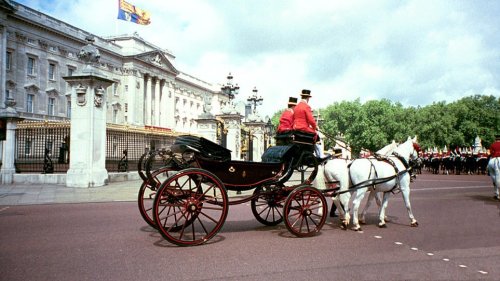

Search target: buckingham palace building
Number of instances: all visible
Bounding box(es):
[0,0,228,133]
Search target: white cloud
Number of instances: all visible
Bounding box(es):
[17,0,500,116]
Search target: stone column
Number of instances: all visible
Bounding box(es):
[145,76,152,125]
[0,25,7,105]
[63,36,114,188]
[154,78,160,126]
[218,113,243,160]
[0,99,23,184]
[159,80,167,128]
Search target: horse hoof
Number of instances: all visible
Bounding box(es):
[340,223,348,230]
[378,223,387,228]
[411,221,419,227]
[351,226,362,231]
[359,219,366,225]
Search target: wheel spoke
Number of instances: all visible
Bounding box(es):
[153,168,228,246]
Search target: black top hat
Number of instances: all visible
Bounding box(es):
[495,134,500,139]
[301,89,312,98]
[288,97,298,106]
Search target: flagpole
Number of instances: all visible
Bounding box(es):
[115,0,119,36]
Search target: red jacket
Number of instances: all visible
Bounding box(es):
[293,100,317,134]
[277,108,294,133]
[490,141,500,157]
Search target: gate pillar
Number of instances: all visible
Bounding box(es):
[0,98,23,184]
[63,36,114,188]
[243,120,265,162]
[217,113,243,160]
[196,118,218,143]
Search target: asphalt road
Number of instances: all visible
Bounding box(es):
[1,173,499,281]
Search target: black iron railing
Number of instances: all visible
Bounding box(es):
[14,121,177,173]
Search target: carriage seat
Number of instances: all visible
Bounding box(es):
[261,145,299,163]
[275,130,318,147]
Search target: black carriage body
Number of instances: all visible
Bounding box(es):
[174,134,318,190]
[195,144,299,191]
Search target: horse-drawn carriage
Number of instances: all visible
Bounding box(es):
[137,132,332,246]
[137,131,421,246]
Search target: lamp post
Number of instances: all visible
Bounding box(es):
[221,72,240,103]
[313,109,324,127]
[247,87,263,114]
[264,118,274,149]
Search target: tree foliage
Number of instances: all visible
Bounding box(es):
[270,94,500,154]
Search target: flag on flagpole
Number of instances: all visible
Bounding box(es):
[117,0,151,25]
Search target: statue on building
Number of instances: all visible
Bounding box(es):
[199,93,213,118]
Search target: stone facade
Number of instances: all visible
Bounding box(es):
[0,0,228,134]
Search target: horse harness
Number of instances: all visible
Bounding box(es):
[346,153,412,194]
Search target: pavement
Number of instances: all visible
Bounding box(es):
[0,180,143,206]
[0,178,259,206]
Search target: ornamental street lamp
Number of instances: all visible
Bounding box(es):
[264,118,274,149]
[247,87,263,114]
[221,72,240,102]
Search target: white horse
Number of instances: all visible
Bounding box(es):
[348,137,420,230]
[487,156,500,200]
[318,141,399,229]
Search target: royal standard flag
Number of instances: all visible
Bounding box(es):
[117,0,151,25]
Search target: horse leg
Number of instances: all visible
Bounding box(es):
[488,162,499,200]
[351,189,366,231]
[378,192,391,228]
[359,189,376,224]
[400,186,418,227]
[336,192,351,229]
[331,195,344,218]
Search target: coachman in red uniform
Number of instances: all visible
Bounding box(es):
[293,89,317,134]
[293,89,325,158]
[490,135,500,158]
[277,97,297,133]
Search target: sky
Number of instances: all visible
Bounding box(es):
[16,0,500,118]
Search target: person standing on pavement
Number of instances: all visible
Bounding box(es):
[293,89,325,159]
[487,134,500,200]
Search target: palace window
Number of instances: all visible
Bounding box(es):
[48,97,55,115]
[26,94,34,113]
[66,100,71,118]
[67,66,75,76]
[48,63,56,80]
[6,51,12,70]
[27,57,36,76]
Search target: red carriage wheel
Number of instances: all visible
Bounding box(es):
[153,168,228,246]
[251,185,288,226]
[283,185,327,237]
[137,166,175,229]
